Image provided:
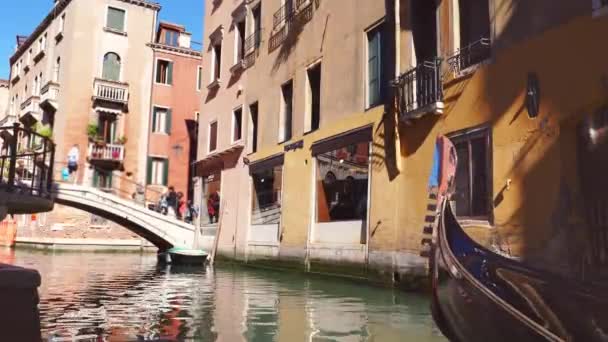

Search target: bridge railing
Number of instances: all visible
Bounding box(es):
[0,123,55,197]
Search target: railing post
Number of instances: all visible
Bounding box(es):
[7,123,20,190]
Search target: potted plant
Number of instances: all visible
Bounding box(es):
[87,124,99,142]
[115,136,128,145]
[36,124,53,140]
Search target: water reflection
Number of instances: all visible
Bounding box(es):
[1,248,445,341]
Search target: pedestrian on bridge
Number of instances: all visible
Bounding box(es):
[166,186,178,219]
[67,144,79,184]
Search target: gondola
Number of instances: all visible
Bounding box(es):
[430,200,608,341]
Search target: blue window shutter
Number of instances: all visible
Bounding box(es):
[166,108,172,134]
[146,157,153,185]
[162,159,169,186]
[151,108,157,132]
[368,29,380,106]
[167,62,173,85]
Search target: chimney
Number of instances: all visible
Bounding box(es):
[179,32,192,49]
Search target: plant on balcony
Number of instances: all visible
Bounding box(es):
[115,136,128,145]
[111,149,121,160]
[87,124,99,141]
[36,123,53,139]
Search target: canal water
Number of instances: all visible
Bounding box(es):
[1,248,446,341]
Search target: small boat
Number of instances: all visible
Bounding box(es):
[430,200,608,341]
[167,248,208,265]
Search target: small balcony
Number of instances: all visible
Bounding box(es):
[87,142,125,167]
[244,29,262,55]
[446,38,491,76]
[92,78,129,113]
[394,58,444,121]
[272,2,295,30]
[40,82,60,112]
[19,96,42,127]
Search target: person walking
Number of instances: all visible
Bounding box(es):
[166,186,178,218]
[67,144,79,184]
[131,183,146,207]
[177,192,186,221]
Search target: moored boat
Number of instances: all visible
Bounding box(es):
[167,248,208,265]
[430,200,608,341]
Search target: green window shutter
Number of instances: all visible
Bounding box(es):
[93,170,99,188]
[368,27,381,106]
[167,62,173,85]
[107,7,125,31]
[166,109,172,134]
[146,157,153,185]
[162,159,169,186]
[151,107,157,132]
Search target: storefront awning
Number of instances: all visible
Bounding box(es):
[194,144,244,177]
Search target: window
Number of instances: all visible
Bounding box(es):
[59,13,66,33]
[165,30,179,47]
[155,59,173,85]
[98,115,117,143]
[102,52,121,81]
[27,49,32,65]
[450,127,491,219]
[315,138,370,223]
[280,80,293,142]
[306,63,321,132]
[211,42,222,82]
[252,5,262,49]
[458,0,490,48]
[33,76,39,96]
[54,57,61,82]
[235,19,246,63]
[251,163,283,225]
[152,107,172,134]
[38,33,47,53]
[232,107,243,142]
[106,7,126,32]
[250,102,259,153]
[196,66,203,91]
[147,157,168,186]
[367,24,385,108]
[208,121,218,153]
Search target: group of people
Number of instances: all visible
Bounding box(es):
[157,186,199,224]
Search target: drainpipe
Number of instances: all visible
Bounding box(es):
[144,9,158,203]
[394,0,401,78]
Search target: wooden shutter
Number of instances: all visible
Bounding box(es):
[107,7,125,31]
[167,62,173,85]
[162,159,169,186]
[166,109,172,134]
[146,157,153,185]
[368,27,381,107]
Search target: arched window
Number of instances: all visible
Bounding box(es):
[102,52,121,81]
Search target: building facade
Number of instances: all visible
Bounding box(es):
[147,21,202,203]
[0,80,8,122]
[195,0,608,287]
[4,0,159,234]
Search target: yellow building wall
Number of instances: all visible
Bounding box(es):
[399,13,608,274]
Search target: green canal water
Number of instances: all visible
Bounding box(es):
[1,248,446,341]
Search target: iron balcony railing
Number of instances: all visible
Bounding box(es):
[87,142,125,162]
[273,1,295,30]
[244,29,262,54]
[0,123,55,197]
[446,37,491,75]
[394,58,444,119]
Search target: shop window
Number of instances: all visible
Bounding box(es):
[203,173,221,225]
[251,165,283,225]
[450,127,491,219]
[316,141,370,223]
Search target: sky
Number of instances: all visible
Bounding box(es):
[0,0,205,79]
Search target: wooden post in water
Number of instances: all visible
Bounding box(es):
[209,200,226,265]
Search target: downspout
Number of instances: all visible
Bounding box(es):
[144,8,158,204]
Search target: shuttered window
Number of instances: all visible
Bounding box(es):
[106,7,126,32]
[209,121,218,153]
[147,157,168,186]
[156,59,173,85]
[152,107,172,134]
[367,24,384,108]
[102,53,121,81]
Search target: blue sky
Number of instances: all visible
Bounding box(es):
[0,0,204,79]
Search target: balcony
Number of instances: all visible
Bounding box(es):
[92,78,129,113]
[40,82,60,112]
[19,96,42,127]
[394,58,444,121]
[272,2,294,30]
[446,38,491,76]
[87,142,125,167]
[244,29,262,55]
